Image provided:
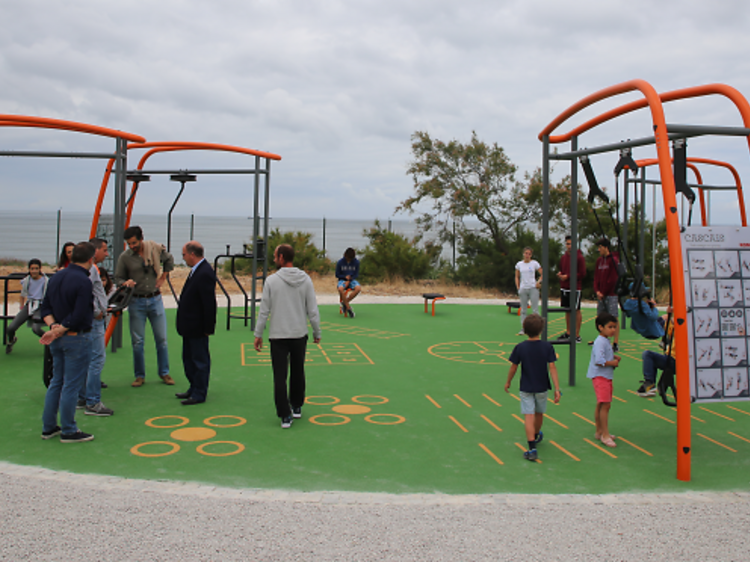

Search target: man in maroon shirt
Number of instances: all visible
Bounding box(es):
[592,238,620,351]
[556,235,586,342]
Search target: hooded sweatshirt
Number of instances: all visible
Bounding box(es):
[254,267,321,340]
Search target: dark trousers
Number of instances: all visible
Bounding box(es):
[270,337,307,418]
[182,335,211,402]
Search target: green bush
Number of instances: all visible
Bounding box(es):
[226,228,331,275]
[359,220,444,282]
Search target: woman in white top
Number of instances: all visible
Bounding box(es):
[514,247,543,335]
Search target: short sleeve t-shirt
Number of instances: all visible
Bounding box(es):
[587,335,614,380]
[515,260,541,290]
[508,339,557,393]
[27,276,46,301]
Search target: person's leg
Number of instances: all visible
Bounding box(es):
[185,335,210,402]
[85,319,106,406]
[575,291,582,337]
[642,350,658,384]
[59,335,90,435]
[524,413,536,443]
[147,296,170,378]
[128,299,147,379]
[288,336,308,411]
[42,339,65,433]
[182,337,196,397]
[7,305,31,339]
[529,287,540,316]
[599,402,612,441]
[269,339,292,418]
[519,288,530,328]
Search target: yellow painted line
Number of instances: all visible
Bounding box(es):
[511,413,525,425]
[448,415,469,433]
[643,409,675,424]
[543,413,568,429]
[549,440,580,461]
[572,412,596,426]
[514,442,542,463]
[698,407,735,422]
[697,433,737,453]
[454,394,472,408]
[691,415,706,423]
[727,405,750,417]
[612,394,627,403]
[425,395,441,409]
[508,393,521,402]
[626,388,653,401]
[617,436,653,457]
[480,414,502,432]
[352,343,375,364]
[618,351,643,363]
[483,393,502,407]
[478,443,504,465]
[728,431,750,444]
[583,437,617,458]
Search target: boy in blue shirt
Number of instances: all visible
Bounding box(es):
[587,313,621,448]
[505,314,561,461]
[336,247,361,318]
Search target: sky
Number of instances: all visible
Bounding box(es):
[2,0,750,225]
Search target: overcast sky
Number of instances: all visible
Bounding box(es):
[2,0,750,225]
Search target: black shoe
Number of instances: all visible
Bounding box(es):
[576,336,582,343]
[60,431,94,443]
[612,343,619,352]
[534,431,544,445]
[281,416,293,429]
[588,340,594,346]
[5,335,17,354]
[41,426,61,440]
[100,381,108,389]
[76,399,86,410]
[181,398,204,405]
[348,307,356,318]
[557,332,570,340]
[175,391,191,399]
[292,407,302,419]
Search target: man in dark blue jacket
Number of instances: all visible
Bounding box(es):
[175,241,217,405]
[39,241,96,443]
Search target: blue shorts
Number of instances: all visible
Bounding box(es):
[337,280,360,289]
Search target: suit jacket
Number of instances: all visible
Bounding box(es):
[176,260,217,338]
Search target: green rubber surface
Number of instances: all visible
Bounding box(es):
[2,303,749,494]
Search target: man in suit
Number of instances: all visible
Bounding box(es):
[175,241,217,405]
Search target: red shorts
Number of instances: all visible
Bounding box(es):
[592,376,613,403]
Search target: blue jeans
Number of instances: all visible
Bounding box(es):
[43,334,91,435]
[642,350,675,384]
[128,295,169,379]
[79,318,106,405]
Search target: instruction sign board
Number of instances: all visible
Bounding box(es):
[682,226,750,402]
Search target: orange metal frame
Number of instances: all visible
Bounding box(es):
[540,80,750,482]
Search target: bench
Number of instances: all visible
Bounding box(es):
[423,293,446,316]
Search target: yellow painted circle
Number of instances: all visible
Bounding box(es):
[332,404,371,415]
[305,395,340,405]
[365,414,406,425]
[130,441,181,457]
[170,427,217,441]
[196,441,245,457]
[352,395,388,405]
[145,416,189,429]
[427,341,511,365]
[309,414,351,426]
[204,416,247,428]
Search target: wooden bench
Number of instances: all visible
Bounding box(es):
[423,293,446,316]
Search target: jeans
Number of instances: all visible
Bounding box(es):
[642,350,675,384]
[128,295,169,379]
[79,318,106,405]
[270,337,308,418]
[43,334,91,435]
[518,287,539,326]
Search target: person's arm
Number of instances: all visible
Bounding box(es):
[40,313,67,344]
[504,363,518,393]
[114,253,135,288]
[253,280,272,350]
[157,248,174,290]
[549,363,561,403]
[307,278,322,344]
[201,269,218,336]
[515,268,521,291]
[536,266,543,289]
[335,259,343,280]
[350,259,359,280]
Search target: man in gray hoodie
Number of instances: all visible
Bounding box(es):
[254,244,322,428]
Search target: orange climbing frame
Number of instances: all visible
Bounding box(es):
[539,80,750,482]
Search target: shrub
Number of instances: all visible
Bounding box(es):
[227,228,331,275]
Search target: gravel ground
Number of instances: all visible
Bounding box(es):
[2,462,749,561]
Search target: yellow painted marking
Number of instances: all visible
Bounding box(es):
[698,407,735,422]
[448,415,469,433]
[353,343,375,364]
[549,440,580,461]
[352,395,388,405]
[244,342,372,366]
[309,414,350,426]
[511,413,525,424]
[483,393,502,407]
[584,437,618,458]
[170,427,217,442]
[305,395,340,405]
[319,321,408,339]
[617,436,653,456]
[130,441,180,458]
[204,416,246,428]
[728,431,750,444]
[697,433,737,453]
[612,394,627,403]
[727,405,750,417]
[196,441,245,457]
[618,351,643,363]
[508,393,521,402]
[425,394,442,409]
[572,412,596,426]
[643,409,675,424]
[691,415,706,423]
[478,443,504,465]
[514,442,542,463]
[480,414,502,432]
[365,414,406,425]
[333,404,371,415]
[454,394,472,408]
[145,416,189,429]
[543,413,568,429]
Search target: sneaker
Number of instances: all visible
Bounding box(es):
[101,381,108,389]
[5,335,17,354]
[85,402,114,416]
[76,399,86,410]
[292,407,302,419]
[41,426,61,440]
[340,302,346,314]
[612,343,619,352]
[281,416,293,429]
[523,449,538,461]
[348,307,356,318]
[588,340,595,346]
[517,331,525,336]
[637,382,657,397]
[534,431,544,445]
[60,431,94,443]
[132,378,145,387]
[576,336,582,343]
[557,332,570,340]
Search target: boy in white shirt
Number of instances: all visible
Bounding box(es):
[6,258,48,353]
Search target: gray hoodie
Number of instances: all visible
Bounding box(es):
[253,267,321,340]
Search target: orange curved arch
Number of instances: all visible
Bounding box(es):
[0,114,145,143]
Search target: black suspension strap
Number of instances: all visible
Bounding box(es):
[672,138,695,227]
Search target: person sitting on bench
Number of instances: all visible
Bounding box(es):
[336,247,361,318]
[6,258,48,354]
